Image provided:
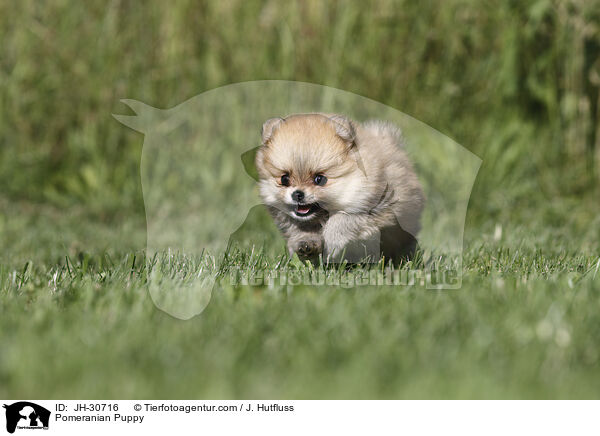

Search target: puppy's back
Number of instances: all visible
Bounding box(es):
[358,119,424,237]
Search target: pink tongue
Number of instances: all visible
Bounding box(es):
[297,205,310,214]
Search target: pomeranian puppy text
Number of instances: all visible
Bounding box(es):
[255,113,424,264]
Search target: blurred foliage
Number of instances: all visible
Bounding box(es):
[0,0,599,220]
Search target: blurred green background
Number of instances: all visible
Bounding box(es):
[1,0,600,399]
[1,0,599,221]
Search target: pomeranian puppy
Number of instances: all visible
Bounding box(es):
[255,113,424,264]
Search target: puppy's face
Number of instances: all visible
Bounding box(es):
[256,114,365,221]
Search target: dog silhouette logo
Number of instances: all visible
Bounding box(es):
[114,80,481,319]
[3,402,50,433]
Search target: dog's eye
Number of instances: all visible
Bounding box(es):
[313,174,327,186]
[280,174,290,186]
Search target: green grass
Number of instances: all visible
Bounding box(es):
[1,0,600,399]
[1,200,599,399]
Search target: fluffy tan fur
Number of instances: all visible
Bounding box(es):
[256,113,424,263]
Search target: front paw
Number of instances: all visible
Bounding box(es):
[289,238,323,260]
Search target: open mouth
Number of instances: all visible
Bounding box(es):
[294,203,321,218]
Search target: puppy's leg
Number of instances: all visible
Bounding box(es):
[287,230,323,261]
[322,213,381,263]
[266,206,324,261]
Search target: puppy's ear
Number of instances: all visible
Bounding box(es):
[329,114,365,175]
[261,117,285,145]
[328,115,356,146]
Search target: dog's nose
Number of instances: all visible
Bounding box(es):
[291,190,304,202]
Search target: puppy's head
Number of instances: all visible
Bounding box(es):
[255,113,365,221]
